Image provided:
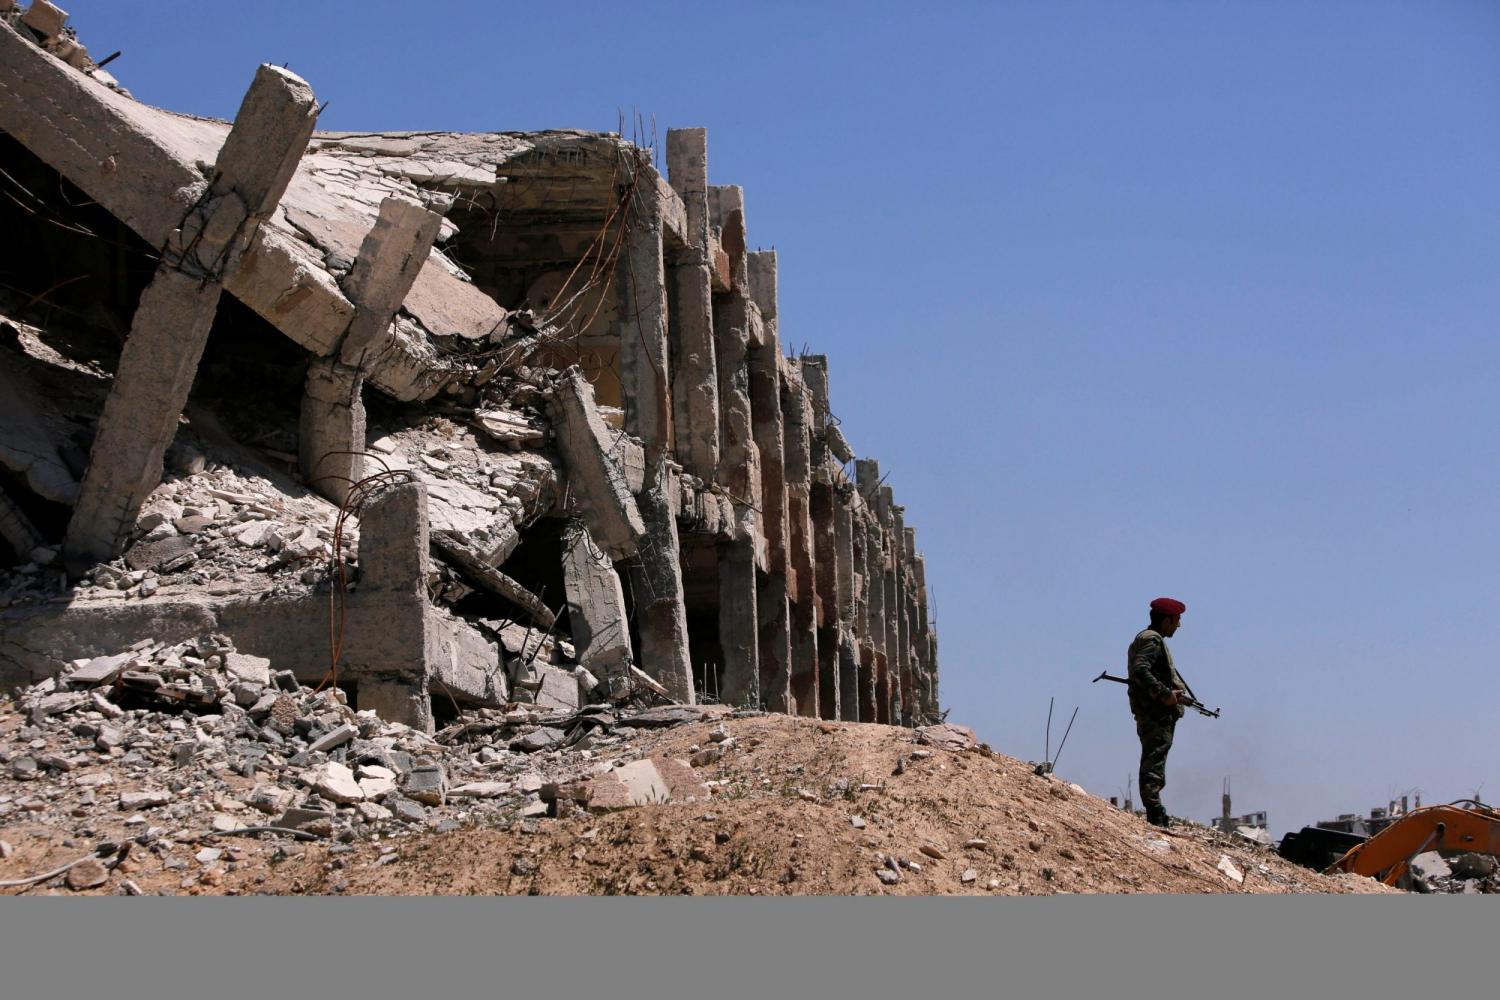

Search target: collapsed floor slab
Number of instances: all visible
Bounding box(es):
[0,6,942,733]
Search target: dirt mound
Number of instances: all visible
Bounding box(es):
[3,712,1394,895]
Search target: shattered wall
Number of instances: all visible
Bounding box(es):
[0,5,940,732]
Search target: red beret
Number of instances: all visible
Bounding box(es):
[1150,597,1186,616]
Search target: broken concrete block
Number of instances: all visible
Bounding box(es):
[276,807,335,836]
[548,368,646,560]
[119,789,172,810]
[915,723,977,752]
[67,653,131,687]
[224,652,271,687]
[307,761,365,804]
[585,759,669,811]
[245,784,294,815]
[533,662,580,713]
[402,764,446,806]
[123,535,197,573]
[307,723,357,754]
[1216,856,1245,884]
[21,1,68,40]
[448,781,511,799]
[510,727,566,753]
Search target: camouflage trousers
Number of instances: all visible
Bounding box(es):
[1134,713,1177,819]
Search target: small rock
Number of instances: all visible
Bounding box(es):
[963,839,988,849]
[1216,856,1244,884]
[121,880,143,896]
[386,796,426,824]
[448,781,511,799]
[196,847,223,865]
[850,816,867,829]
[876,868,900,885]
[308,723,358,754]
[961,868,977,883]
[510,728,566,754]
[276,807,335,836]
[0,840,12,860]
[355,801,392,823]
[511,855,538,876]
[119,789,172,810]
[920,844,946,861]
[66,859,110,891]
[690,746,723,767]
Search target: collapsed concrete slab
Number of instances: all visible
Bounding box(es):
[0,14,941,734]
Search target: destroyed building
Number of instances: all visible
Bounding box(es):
[0,5,940,734]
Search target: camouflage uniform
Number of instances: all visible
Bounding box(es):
[1127,628,1186,824]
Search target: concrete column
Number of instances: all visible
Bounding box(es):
[856,518,879,724]
[665,128,719,480]
[301,197,442,504]
[299,358,365,504]
[65,66,319,565]
[709,184,747,290]
[561,519,634,698]
[811,481,839,720]
[716,537,759,708]
[891,499,912,726]
[352,480,433,732]
[855,460,890,723]
[748,252,786,573]
[619,170,671,463]
[834,487,860,722]
[784,370,818,717]
[757,570,792,713]
[627,456,694,703]
[713,293,759,510]
[905,532,931,719]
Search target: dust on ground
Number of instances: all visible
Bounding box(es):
[1,713,1396,895]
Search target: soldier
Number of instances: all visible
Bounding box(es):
[1127,597,1190,828]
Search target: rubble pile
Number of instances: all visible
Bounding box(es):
[0,636,741,892]
[1,3,941,755]
[1406,851,1499,895]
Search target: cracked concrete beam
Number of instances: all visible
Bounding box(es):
[63,65,319,566]
[0,19,207,248]
[431,531,555,630]
[0,25,466,405]
[548,367,646,560]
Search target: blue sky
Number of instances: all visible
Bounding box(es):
[58,1,1500,835]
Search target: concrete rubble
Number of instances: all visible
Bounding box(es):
[0,633,741,892]
[0,6,940,736]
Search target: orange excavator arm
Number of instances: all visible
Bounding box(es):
[1325,802,1500,886]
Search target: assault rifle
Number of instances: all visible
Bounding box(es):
[1092,670,1221,718]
